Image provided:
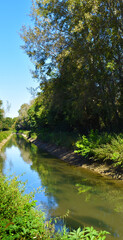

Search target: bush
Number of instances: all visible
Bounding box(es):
[74,130,123,168]
[0,174,54,239]
[92,135,123,168]
[0,174,109,239]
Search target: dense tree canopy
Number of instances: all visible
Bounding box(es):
[21,0,123,132]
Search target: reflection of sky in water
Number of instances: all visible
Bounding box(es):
[3,145,58,217]
[1,137,123,240]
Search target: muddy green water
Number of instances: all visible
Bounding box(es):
[0,135,123,239]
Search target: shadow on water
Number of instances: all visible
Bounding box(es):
[1,134,123,240]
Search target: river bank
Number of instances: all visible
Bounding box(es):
[22,133,123,181]
[0,132,13,151]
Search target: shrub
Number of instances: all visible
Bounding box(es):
[92,135,123,168]
[0,174,109,239]
[0,174,54,239]
[74,130,123,168]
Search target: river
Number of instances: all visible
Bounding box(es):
[0,134,123,239]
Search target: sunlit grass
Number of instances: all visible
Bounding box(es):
[0,131,12,143]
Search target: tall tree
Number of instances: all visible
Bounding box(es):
[15,103,30,130]
[21,0,123,131]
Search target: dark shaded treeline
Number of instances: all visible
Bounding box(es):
[16,0,122,133]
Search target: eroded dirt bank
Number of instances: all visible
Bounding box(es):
[22,134,123,181]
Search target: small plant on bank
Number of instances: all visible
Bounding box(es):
[68,226,109,240]
[58,226,109,240]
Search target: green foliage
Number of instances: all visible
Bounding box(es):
[15,103,31,131]
[31,128,78,149]
[75,130,123,169]
[0,174,109,239]
[58,226,109,240]
[74,130,112,156]
[21,0,123,132]
[0,100,4,130]
[75,135,92,157]
[2,117,14,131]
[0,174,54,239]
[92,135,123,168]
[0,100,14,131]
[22,129,123,169]
[68,227,109,240]
[0,131,12,143]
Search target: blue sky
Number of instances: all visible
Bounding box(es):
[0,0,38,118]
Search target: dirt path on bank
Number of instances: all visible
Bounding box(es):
[22,134,123,181]
[0,134,13,152]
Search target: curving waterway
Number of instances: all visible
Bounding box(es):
[0,135,123,239]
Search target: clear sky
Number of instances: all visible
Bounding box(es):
[0,0,38,118]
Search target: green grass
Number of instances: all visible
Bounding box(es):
[0,131,12,143]
[0,174,109,240]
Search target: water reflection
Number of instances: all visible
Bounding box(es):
[1,135,123,239]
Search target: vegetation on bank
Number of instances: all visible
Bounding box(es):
[0,100,16,132]
[0,131,12,143]
[20,129,123,171]
[75,130,123,170]
[0,174,109,239]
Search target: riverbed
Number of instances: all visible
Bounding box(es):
[0,135,123,239]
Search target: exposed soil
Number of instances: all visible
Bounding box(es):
[22,134,123,181]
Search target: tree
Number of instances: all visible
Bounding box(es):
[15,104,30,131]
[21,0,123,131]
[2,117,14,131]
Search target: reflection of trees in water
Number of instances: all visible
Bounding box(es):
[0,154,5,173]
[2,135,123,216]
[30,149,123,239]
[12,136,59,204]
[15,135,33,165]
[32,152,123,215]
[75,178,123,213]
[2,134,18,149]
[1,135,123,238]
[0,136,16,172]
